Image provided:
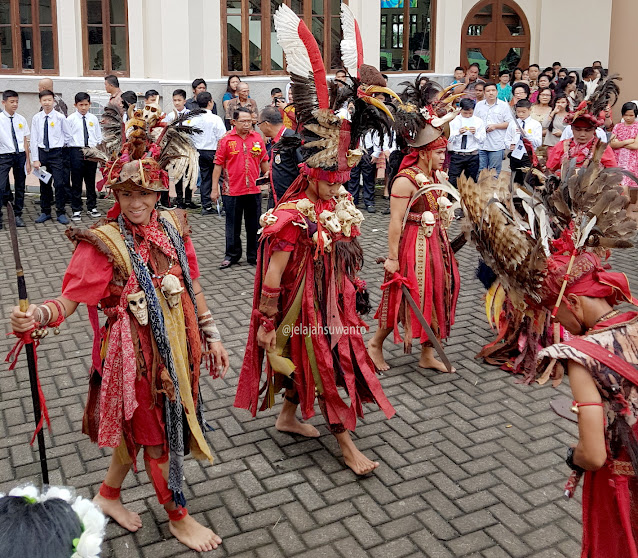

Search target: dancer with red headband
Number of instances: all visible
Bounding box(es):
[236,4,399,475]
[9,101,229,552]
[458,114,638,556]
[368,78,461,372]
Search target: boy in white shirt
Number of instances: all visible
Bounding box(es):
[505,99,543,184]
[66,92,103,220]
[0,90,30,228]
[31,89,72,224]
[447,98,486,186]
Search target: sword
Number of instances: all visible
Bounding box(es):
[377,258,454,373]
[7,202,50,484]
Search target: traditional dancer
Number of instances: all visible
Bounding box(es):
[9,100,228,552]
[236,4,398,476]
[459,108,638,557]
[368,79,461,372]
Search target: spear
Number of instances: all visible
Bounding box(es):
[6,202,49,483]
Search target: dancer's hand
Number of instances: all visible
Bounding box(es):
[384,258,399,275]
[10,304,38,333]
[257,325,276,351]
[208,341,230,377]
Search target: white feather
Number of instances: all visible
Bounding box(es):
[274,5,313,78]
[340,4,358,76]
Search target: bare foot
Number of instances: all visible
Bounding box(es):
[418,352,455,373]
[169,513,222,552]
[276,414,320,437]
[367,338,390,371]
[335,432,379,475]
[93,493,142,532]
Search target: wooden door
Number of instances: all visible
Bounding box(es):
[461,0,530,80]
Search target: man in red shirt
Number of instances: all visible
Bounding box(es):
[212,107,269,269]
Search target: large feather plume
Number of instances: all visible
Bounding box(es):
[340,3,363,77]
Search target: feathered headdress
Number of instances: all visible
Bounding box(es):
[83,101,203,193]
[274,3,397,183]
[394,75,462,148]
[566,74,621,128]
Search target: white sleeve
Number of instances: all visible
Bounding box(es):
[504,122,516,147]
[95,116,103,144]
[448,117,461,139]
[215,117,227,140]
[531,122,543,148]
[502,104,514,123]
[30,115,40,161]
[474,117,487,143]
[560,126,573,141]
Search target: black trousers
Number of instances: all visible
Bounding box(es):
[509,153,531,185]
[346,148,376,207]
[69,147,98,212]
[198,150,216,210]
[175,177,192,203]
[0,151,26,221]
[222,193,260,263]
[448,151,480,187]
[38,148,68,215]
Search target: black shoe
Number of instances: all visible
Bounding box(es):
[176,199,186,209]
[185,201,200,209]
[219,259,233,269]
[35,213,52,223]
[14,216,25,227]
[247,259,257,265]
[159,201,176,210]
[382,207,390,215]
[366,205,376,214]
[201,206,215,216]
[0,222,3,229]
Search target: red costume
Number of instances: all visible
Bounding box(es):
[546,137,617,173]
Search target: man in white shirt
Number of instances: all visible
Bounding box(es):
[0,90,30,228]
[66,92,103,221]
[31,89,72,224]
[447,98,486,186]
[474,82,513,175]
[560,125,608,143]
[187,91,227,215]
[505,99,543,184]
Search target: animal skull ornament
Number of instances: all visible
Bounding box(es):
[421,211,436,237]
[312,230,332,252]
[437,197,454,229]
[415,173,432,188]
[259,208,278,228]
[336,186,350,202]
[346,149,363,168]
[160,274,184,309]
[319,210,342,234]
[296,198,317,221]
[127,291,148,325]
[141,101,162,127]
[335,208,354,237]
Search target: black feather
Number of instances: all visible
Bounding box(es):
[476,260,498,290]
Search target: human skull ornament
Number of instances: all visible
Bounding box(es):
[259,208,278,228]
[161,274,184,309]
[127,291,148,325]
[296,198,317,221]
[415,173,431,188]
[335,208,354,237]
[312,230,332,252]
[142,101,161,127]
[421,211,436,237]
[319,210,342,234]
[336,186,350,202]
[437,197,454,229]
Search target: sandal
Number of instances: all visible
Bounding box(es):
[219,260,232,269]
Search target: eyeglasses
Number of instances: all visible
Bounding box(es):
[257,120,267,126]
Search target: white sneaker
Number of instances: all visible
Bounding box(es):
[71,211,82,222]
[88,208,101,218]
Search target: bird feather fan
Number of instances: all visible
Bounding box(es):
[589,74,621,119]
[340,3,363,77]
[99,102,125,157]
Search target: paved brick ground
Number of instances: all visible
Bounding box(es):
[2,191,621,557]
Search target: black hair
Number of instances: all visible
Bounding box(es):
[260,106,283,124]
[512,82,531,97]
[144,89,159,100]
[483,81,497,91]
[191,78,207,91]
[538,74,552,84]
[0,495,83,558]
[568,71,582,84]
[553,61,562,67]
[468,63,480,70]
[381,74,388,81]
[172,89,187,99]
[74,92,90,104]
[515,99,532,110]
[528,64,540,70]
[543,67,553,74]
[105,75,119,87]
[474,81,485,89]
[498,69,510,77]
[593,60,602,66]
[582,67,595,79]
[454,66,465,73]
[270,87,282,96]
[2,90,18,101]
[196,91,212,108]
[558,67,569,76]
[226,75,241,94]
[335,68,347,76]
[622,102,638,117]
[120,90,137,110]
[233,106,252,121]
[38,89,54,99]
[459,98,475,111]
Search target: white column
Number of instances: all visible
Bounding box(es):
[56,0,82,77]
[349,0,380,67]
[437,0,463,74]
[128,0,145,78]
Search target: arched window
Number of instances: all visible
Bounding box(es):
[0,0,59,74]
[81,0,129,76]
[380,0,436,73]
[222,0,348,76]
